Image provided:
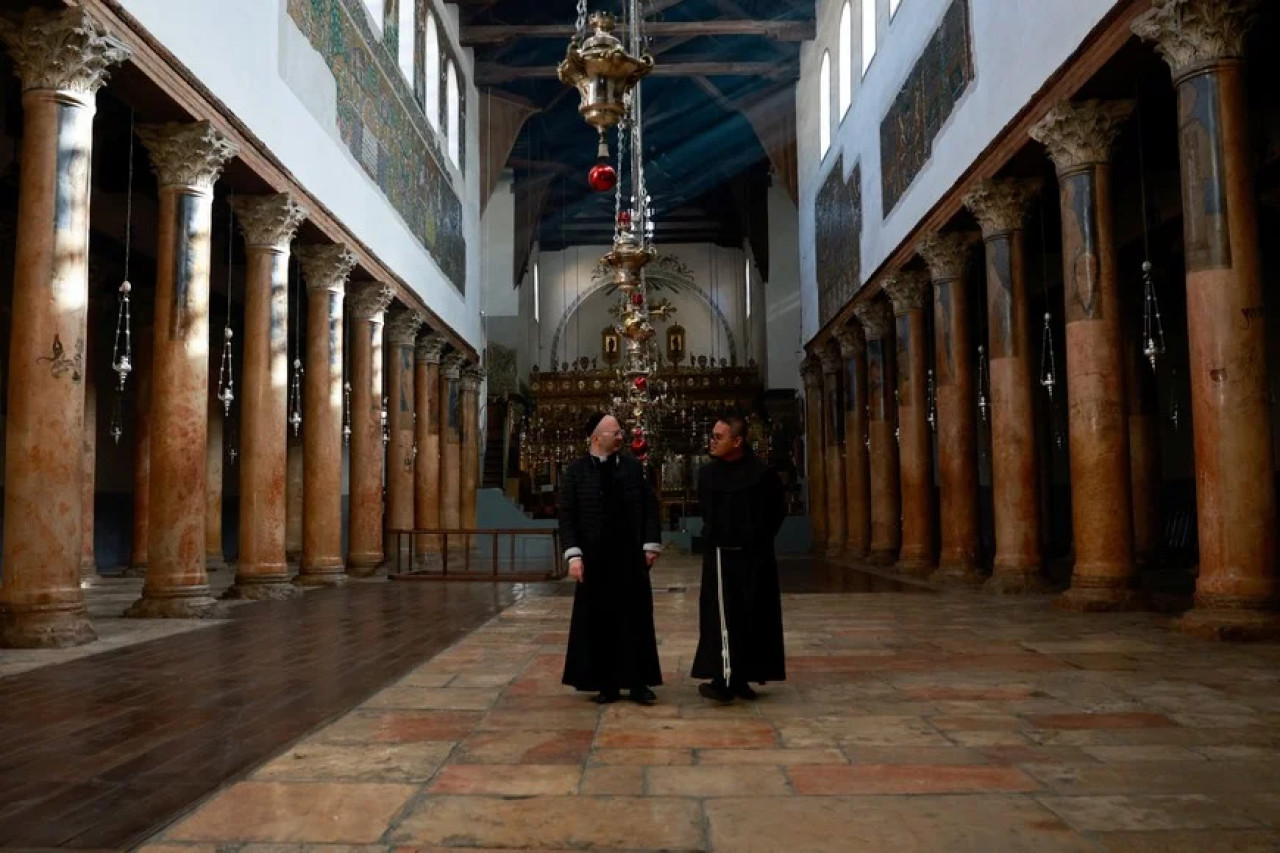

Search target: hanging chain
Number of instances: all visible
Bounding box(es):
[343,381,352,446]
[575,0,588,35]
[1135,99,1166,371]
[406,411,418,470]
[381,395,390,447]
[289,256,304,437]
[1169,368,1182,432]
[926,368,937,432]
[977,344,990,423]
[1039,311,1057,401]
[216,195,236,418]
[109,109,137,445]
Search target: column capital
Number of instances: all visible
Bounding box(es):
[441,352,468,380]
[854,299,893,340]
[832,322,866,360]
[1132,0,1261,77]
[800,354,823,388]
[0,8,130,96]
[962,177,1041,238]
[385,308,424,345]
[415,333,448,364]
[348,282,394,321]
[459,366,485,392]
[231,193,308,250]
[136,121,238,191]
[916,231,979,282]
[1030,100,1134,174]
[883,270,932,315]
[818,342,843,375]
[297,244,357,294]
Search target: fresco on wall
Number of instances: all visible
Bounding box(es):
[815,158,862,327]
[287,0,466,292]
[880,0,974,217]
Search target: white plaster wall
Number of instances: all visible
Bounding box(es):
[766,180,804,390]
[115,0,483,348]
[797,0,1121,341]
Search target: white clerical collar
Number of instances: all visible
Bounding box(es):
[591,450,614,463]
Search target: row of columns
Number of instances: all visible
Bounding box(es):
[805,0,1277,638]
[0,7,485,648]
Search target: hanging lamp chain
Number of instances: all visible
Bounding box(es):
[1135,95,1166,372]
[217,195,236,418]
[1039,311,1057,401]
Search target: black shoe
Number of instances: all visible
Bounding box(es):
[629,686,657,705]
[698,680,734,704]
[732,682,759,700]
[592,689,620,704]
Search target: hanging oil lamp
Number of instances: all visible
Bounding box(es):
[557,10,653,159]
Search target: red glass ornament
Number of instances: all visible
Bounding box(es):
[617,209,632,228]
[633,375,648,391]
[630,291,644,306]
[588,163,617,192]
[630,436,649,457]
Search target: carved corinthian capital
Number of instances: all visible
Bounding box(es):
[882,270,932,315]
[962,177,1041,238]
[818,341,843,375]
[385,309,424,345]
[231,194,308,250]
[854,300,893,340]
[1030,100,1134,174]
[1132,0,1261,77]
[0,8,130,96]
[347,282,394,322]
[297,244,357,294]
[441,352,467,380]
[916,231,979,282]
[832,322,865,360]
[800,354,823,388]
[415,333,448,364]
[460,366,485,393]
[137,121,238,191]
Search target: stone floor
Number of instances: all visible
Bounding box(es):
[125,555,1280,852]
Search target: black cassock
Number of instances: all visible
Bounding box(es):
[691,452,787,684]
[559,453,663,692]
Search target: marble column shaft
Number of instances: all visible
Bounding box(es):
[1032,99,1139,610]
[918,232,983,584]
[440,353,466,552]
[1135,0,1278,638]
[460,367,483,532]
[0,9,128,646]
[800,356,828,551]
[963,178,1048,593]
[414,334,447,559]
[127,121,238,619]
[205,391,224,570]
[855,300,901,564]
[296,244,357,586]
[884,271,937,575]
[833,324,871,558]
[81,377,97,579]
[819,343,847,557]
[346,282,394,576]
[128,330,153,575]
[385,310,423,566]
[227,194,307,599]
[286,440,303,563]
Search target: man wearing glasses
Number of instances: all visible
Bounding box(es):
[559,412,663,704]
[692,414,787,702]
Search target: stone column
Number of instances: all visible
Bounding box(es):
[1134,0,1278,638]
[460,366,484,531]
[384,309,422,566]
[800,355,827,552]
[884,271,937,576]
[963,178,1048,593]
[286,440,303,564]
[127,330,154,577]
[440,353,467,551]
[205,392,225,571]
[81,376,98,580]
[1125,335,1162,572]
[918,232,983,584]
[818,343,847,557]
[855,300,901,565]
[346,282,394,577]
[126,121,238,619]
[1031,99,1139,610]
[414,333,447,562]
[225,194,307,599]
[833,324,871,558]
[0,9,128,646]
[296,244,357,586]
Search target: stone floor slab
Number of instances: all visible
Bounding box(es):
[251,742,454,783]
[1037,794,1260,831]
[788,764,1041,795]
[427,764,581,796]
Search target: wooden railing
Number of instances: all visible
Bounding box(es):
[385,528,564,581]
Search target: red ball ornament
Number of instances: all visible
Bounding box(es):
[617,209,632,228]
[588,163,617,192]
[633,375,648,391]
[630,436,649,457]
[630,291,644,306]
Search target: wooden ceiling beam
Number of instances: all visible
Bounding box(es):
[477,59,796,85]
[462,19,814,46]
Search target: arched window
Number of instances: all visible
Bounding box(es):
[424,16,439,127]
[446,59,460,167]
[838,2,852,117]
[818,51,831,159]
[862,0,876,75]
[890,0,901,18]
[397,0,414,82]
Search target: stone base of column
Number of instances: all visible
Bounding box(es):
[348,551,384,578]
[866,549,898,566]
[825,543,846,559]
[120,563,148,578]
[929,563,985,586]
[1177,599,1280,642]
[294,562,348,587]
[984,565,1051,595]
[0,605,97,649]
[286,549,301,564]
[224,571,302,600]
[205,558,227,573]
[124,587,227,619]
[1054,584,1143,612]
[79,559,99,580]
[894,556,937,578]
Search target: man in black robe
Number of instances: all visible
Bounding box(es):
[692,414,787,702]
[560,412,663,704]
